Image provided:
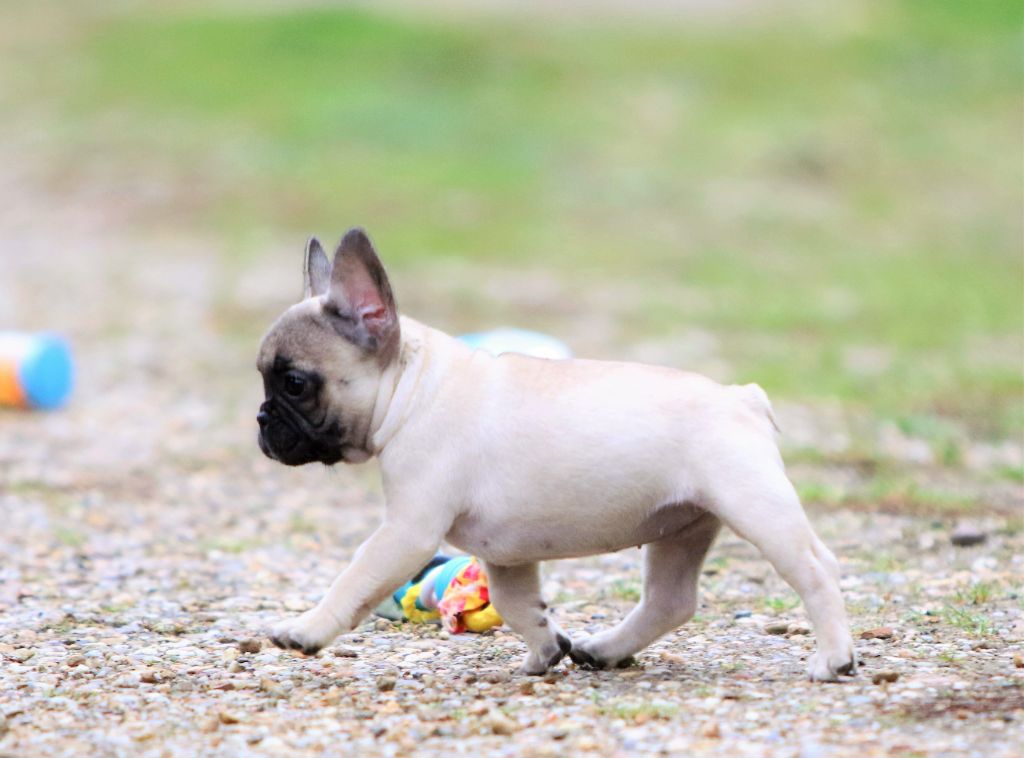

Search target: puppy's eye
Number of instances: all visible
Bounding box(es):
[284,373,306,397]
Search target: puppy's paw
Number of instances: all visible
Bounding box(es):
[517,633,572,676]
[568,639,635,671]
[269,609,339,656]
[807,647,858,682]
[567,644,603,670]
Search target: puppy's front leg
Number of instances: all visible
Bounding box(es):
[484,562,572,675]
[270,521,439,655]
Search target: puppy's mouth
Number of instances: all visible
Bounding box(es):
[259,427,344,466]
[258,401,346,466]
[257,430,278,461]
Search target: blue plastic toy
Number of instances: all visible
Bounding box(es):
[0,332,74,410]
[458,328,572,360]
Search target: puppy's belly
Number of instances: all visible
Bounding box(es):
[446,501,706,565]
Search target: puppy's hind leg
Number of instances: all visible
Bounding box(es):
[706,467,856,682]
[483,562,572,675]
[569,512,721,670]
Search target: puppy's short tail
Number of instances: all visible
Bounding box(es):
[738,382,779,433]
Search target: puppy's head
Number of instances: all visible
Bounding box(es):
[256,228,399,466]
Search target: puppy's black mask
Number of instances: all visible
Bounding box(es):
[257,357,344,466]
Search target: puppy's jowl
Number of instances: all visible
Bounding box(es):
[256,229,857,681]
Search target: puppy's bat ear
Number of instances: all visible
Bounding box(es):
[303,237,331,299]
[325,228,400,356]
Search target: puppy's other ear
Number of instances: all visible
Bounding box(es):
[303,237,331,299]
[325,228,399,354]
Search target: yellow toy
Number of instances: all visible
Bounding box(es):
[379,554,502,634]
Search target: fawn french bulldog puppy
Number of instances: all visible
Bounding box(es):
[256,229,856,681]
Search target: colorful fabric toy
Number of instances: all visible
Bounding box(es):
[377,554,502,634]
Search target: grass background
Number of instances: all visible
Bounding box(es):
[3,0,1022,454]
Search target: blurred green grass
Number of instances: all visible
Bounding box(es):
[6,0,1023,438]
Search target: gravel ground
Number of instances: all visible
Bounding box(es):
[1,448,1022,757]
[1,154,1023,757]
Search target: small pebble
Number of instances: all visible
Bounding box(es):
[139,669,171,684]
[764,622,789,635]
[1014,653,1023,669]
[218,711,240,725]
[701,721,721,739]
[376,675,397,692]
[872,670,900,684]
[333,646,359,658]
[260,677,285,697]
[950,527,987,547]
[238,638,262,654]
[480,669,511,684]
[8,649,35,663]
[860,627,895,640]
[486,709,520,735]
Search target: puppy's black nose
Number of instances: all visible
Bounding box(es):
[257,409,270,429]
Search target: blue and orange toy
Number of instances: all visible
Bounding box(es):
[377,554,502,634]
[0,332,74,410]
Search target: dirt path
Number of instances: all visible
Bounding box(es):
[2,450,1022,755]
[1,105,1022,758]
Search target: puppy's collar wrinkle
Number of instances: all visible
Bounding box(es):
[368,331,429,456]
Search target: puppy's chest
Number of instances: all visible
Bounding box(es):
[445,501,705,565]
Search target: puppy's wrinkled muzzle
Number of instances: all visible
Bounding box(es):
[256,398,344,467]
[257,400,301,461]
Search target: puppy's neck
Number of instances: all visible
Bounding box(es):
[367,315,465,455]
